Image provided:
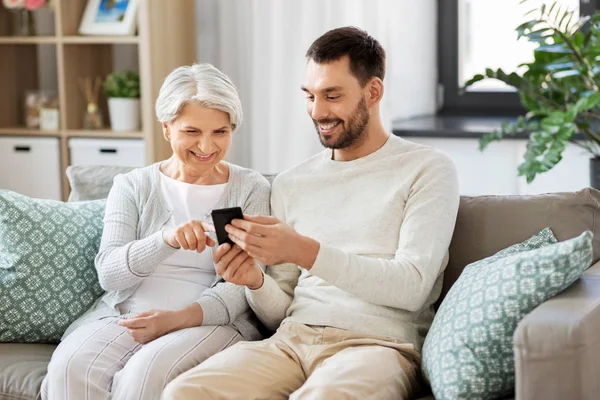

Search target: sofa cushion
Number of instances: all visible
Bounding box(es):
[0,191,106,343]
[0,343,56,400]
[442,189,600,303]
[423,229,593,400]
[66,165,135,202]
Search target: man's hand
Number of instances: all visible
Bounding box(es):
[118,309,180,344]
[162,220,215,252]
[213,243,264,290]
[225,215,319,269]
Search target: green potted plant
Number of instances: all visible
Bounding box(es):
[104,70,141,132]
[464,1,600,189]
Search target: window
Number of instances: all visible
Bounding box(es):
[439,0,595,115]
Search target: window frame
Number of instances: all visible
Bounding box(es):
[438,0,598,115]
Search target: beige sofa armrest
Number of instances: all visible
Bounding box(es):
[513,260,600,400]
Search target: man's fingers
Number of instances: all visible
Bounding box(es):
[241,214,279,225]
[229,219,270,236]
[225,225,262,246]
[229,234,262,255]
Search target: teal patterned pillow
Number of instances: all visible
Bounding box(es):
[0,190,106,343]
[423,228,593,400]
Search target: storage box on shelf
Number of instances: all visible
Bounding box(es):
[0,136,61,200]
[0,0,196,200]
[69,138,145,168]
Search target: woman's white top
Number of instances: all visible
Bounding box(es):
[118,171,225,313]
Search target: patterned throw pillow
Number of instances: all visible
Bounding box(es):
[422,228,593,400]
[0,190,106,343]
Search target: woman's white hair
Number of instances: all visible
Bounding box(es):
[155,63,243,130]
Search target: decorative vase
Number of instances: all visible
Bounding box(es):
[11,9,36,36]
[83,103,104,130]
[108,98,141,132]
[591,158,600,190]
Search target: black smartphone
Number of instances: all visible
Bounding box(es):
[211,207,244,246]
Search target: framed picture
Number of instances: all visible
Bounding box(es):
[78,0,139,36]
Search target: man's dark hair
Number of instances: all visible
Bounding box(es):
[305,26,386,87]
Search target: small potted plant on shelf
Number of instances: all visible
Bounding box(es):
[464,1,600,189]
[104,70,141,133]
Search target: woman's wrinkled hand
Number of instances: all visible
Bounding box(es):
[118,309,179,344]
[162,220,215,252]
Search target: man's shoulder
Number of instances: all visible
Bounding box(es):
[271,150,327,190]
[392,136,455,169]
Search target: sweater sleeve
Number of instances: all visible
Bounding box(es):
[245,176,300,332]
[95,174,177,291]
[196,174,272,326]
[308,152,460,312]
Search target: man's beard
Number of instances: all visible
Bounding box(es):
[313,97,369,150]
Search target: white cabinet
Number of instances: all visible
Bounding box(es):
[406,137,591,196]
[0,136,62,200]
[69,138,146,167]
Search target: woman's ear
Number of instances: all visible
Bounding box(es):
[162,122,170,141]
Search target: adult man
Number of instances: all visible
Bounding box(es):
[164,26,459,400]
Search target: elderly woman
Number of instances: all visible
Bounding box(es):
[41,64,269,400]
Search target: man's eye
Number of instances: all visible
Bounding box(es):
[306,96,314,101]
[327,96,340,100]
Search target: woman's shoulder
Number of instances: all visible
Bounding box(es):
[228,163,272,190]
[109,163,160,200]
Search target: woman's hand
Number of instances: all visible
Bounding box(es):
[162,220,215,252]
[118,304,204,344]
[118,309,179,344]
[213,243,264,290]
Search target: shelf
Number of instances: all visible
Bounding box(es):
[62,36,140,44]
[0,128,60,137]
[65,130,144,139]
[0,36,58,44]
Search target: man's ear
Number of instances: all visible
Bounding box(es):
[162,122,170,141]
[366,77,384,107]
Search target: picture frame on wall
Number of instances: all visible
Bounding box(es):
[78,0,139,36]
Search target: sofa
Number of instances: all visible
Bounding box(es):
[1,165,599,400]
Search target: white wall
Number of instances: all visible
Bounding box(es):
[407,137,591,195]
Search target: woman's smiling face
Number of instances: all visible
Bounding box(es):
[164,102,233,171]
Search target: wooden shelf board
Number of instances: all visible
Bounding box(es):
[0,128,60,137]
[0,36,58,44]
[65,130,144,139]
[62,36,140,44]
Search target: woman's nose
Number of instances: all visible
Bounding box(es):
[196,135,214,154]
